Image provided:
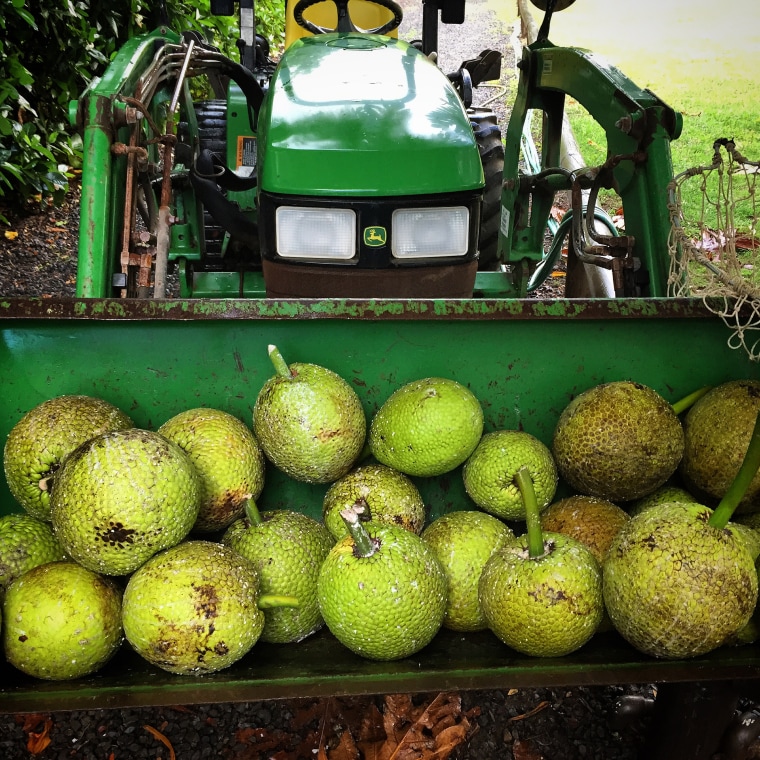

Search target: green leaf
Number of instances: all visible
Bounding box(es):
[0,161,23,181]
[7,57,33,87]
[13,7,36,28]
[0,85,22,106]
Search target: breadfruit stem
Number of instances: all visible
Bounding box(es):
[244,498,263,526]
[340,504,378,558]
[709,409,760,529]
[268,344,293,378]
[258,594,300,609]
[671,386,713,416]
[354,496,372,520]
[515,466,545,559]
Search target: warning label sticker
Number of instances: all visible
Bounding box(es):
[499,206,510,237]
[236,136,257,169]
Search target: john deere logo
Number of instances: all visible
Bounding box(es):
[364,226,387,247]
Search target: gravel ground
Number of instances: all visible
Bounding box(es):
[0,687,656,760]
[0,185,79,298]
[0,2,750,759]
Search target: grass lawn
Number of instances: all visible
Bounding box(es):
[492,0,760,232]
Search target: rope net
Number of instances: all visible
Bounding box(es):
[667,138,760,359]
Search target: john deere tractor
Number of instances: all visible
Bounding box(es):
[72,0,681,299]
[72,0,506,298]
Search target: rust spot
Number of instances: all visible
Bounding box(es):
[18,635,27,642]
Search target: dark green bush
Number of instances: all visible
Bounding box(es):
[0,0,284,214]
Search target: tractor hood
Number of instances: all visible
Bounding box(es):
[256,34,484,197]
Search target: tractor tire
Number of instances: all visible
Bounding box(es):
[195,100,228,257]
[469,107,505,270]
[195,99,228,157]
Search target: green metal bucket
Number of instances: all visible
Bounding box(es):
[0,296,758,711]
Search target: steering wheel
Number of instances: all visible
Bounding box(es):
[530,0,576,9]
[293,0,404,36]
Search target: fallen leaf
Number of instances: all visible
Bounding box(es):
[549,205,566,223]
[235,726,260,743]
[25,716,53,755]
[700,227,727,253]
[291,699,325,729]
[358,700,386,745]
[234,725,280,746]
[362,692,476,760]
[736,234,759,251]
[4,230,18,240]
[330,729,360,760]
[143,724,176,760]
[295,729,322,759]
[513,737,544,760]
[508,700,550,723]
[168,705,195,714]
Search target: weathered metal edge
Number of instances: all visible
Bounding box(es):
[0,297,732,321]
[1,653,759,715]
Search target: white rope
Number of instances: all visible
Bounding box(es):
[668,140,760,360]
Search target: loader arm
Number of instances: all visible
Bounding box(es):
[498,41,682,297]
[73,28,184,298]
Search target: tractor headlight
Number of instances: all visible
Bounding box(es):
[276,207,356,259]
[392,207,470,258]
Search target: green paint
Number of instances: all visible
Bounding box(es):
[498,42,679,297]
[0,297,755,520]
[257,34,483,196]
[0,290,756,707]
[75,28,184,298]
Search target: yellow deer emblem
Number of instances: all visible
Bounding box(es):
[364,226,387,247]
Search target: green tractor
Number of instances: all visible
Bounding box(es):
[71,0,681,299]
[73,0,506,298]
